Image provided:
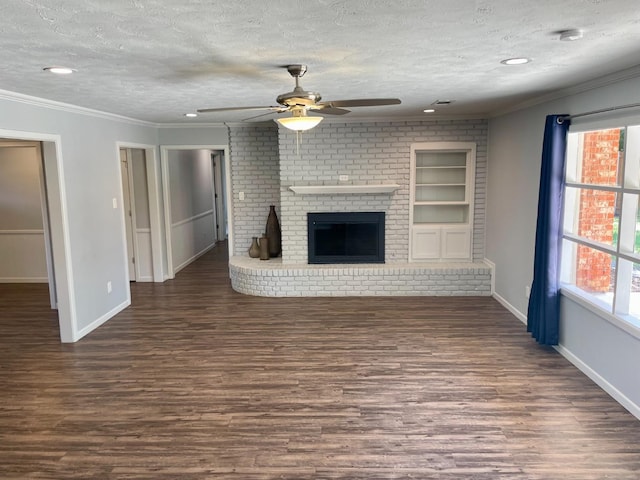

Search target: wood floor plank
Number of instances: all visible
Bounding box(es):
[1,241,639,479]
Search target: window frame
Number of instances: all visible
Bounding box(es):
[560,125,640,338]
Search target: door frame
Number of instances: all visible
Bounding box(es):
[160,144,232,279]
[0,128,75,342]
[116,142,164,282]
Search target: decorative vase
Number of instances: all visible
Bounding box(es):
[259,235,270,260]
[265,205,281,257]
[248,237,260,258]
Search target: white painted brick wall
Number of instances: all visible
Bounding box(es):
[229,257,492,297]
[277,119,488,264]
[229,124,280,256]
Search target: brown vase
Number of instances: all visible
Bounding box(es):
[248,237,260,258]
[259,235,270,260]
[265,205,281,257]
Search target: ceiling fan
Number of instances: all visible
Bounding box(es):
[197,64,402,131]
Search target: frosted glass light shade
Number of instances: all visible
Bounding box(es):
[276,115,323,131]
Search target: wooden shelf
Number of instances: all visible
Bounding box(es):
[288,184,400,195]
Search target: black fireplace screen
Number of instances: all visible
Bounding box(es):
[308,212,385,264]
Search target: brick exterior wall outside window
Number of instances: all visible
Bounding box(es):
[575,129,621,292]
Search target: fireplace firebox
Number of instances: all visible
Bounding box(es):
[308,212,385,264]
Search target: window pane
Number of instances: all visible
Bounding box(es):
[627,262,640,319]
[574,129,624,187]
[564,187,618,247]
[562,240,615,310]
[634,197,640,255]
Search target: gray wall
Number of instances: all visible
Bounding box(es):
[486,74,640,417]
[0,96,158,341]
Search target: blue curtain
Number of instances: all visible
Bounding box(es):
[527,114,570,345]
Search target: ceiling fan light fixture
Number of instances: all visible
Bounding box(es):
[276,113,323,131]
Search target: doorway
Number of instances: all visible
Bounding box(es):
[0,129,73,342]
[0,140,56,307]
[160,146,230,278]
[117,146,157,283]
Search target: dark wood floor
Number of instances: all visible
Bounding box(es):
[1,243,639,479]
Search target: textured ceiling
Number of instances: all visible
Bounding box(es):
[2,0,640,124]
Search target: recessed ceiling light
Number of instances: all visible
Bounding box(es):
[500,58,531,66]
[43,66,75,75]
[184,113,198,117]
[423,109,435,113]
[559,29,584,41]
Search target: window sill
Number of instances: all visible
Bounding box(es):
[560,285,640,340]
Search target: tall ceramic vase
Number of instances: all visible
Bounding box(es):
[265,205,281,257]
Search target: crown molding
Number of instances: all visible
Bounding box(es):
[490,64,640,118]
[0,89,156,127]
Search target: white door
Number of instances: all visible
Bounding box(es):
[119,149,136,281]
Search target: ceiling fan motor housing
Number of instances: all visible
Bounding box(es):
[276,88,322,107]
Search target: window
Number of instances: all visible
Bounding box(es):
[561,125,640,329]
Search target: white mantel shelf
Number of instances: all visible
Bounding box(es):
[288,184,400,195]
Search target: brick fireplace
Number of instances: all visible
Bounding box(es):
[227,120,492,297]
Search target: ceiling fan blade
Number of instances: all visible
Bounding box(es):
[325,98,402,108]
[242,110,285,121]
[197,106,280,114]
[310,106,351,115]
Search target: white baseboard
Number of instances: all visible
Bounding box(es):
[493,292,640,421]
[492,291,527,323]
[173,243,216,274]
[73,299,130,342]
[554,344,640,421]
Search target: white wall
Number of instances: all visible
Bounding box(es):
[486,73,640,418]
[0,94,158,341]
[0,144,48,282]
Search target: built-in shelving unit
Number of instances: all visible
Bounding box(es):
[410,142,476,261]
[289,184,400,195]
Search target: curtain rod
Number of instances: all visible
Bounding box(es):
[557,102,640,124]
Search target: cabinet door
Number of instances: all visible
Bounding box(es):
[411,227,441,260]
[441,226,471,259]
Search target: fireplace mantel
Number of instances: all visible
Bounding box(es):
[288,184,400,195]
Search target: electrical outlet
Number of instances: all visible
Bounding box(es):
[339,175,349,182]
[239,191,245,201]
[107,281,112,294]
[112,198,117,209]
[525,285,531,299]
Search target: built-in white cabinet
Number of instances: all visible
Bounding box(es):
[410,142,475,261]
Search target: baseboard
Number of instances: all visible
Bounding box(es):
[173,243,216,274]
[136,276,153,283]
[554,344,640,421]
[493,292,640,421]
[492,291,527,323]
[73,299,130,342]
[0,277,48,283]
